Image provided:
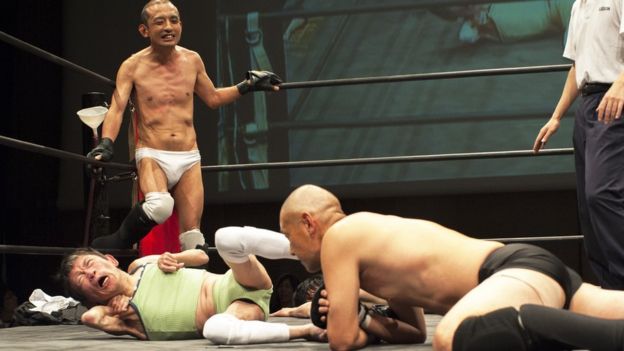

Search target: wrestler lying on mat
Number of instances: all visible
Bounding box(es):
[58,227,325,343]
[279,184,624,351]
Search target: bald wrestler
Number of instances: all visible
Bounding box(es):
[58,226,325,344]
[87,0,281,251]
[279,184,624,351]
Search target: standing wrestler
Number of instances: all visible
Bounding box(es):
[533,0,624,289]
[280,184,624,351]
[87,0,281,251]
[58,226,324,343]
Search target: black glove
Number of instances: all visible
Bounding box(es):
[309,282,369,329]
[368,304,398,319]
[236,70,282,95]
[310,282,327,328]
[87,137,114,162]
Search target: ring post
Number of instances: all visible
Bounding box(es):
[81,92,110,246]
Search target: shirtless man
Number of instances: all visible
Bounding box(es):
[87,0,281,251]
[279,184,624,351]
[58,226,324,343]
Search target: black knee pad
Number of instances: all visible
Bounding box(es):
[453,307,530,351]
[519,304,623,351]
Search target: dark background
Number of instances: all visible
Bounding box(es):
[0,0,589,306]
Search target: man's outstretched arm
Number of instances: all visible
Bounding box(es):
[192,52,280,109]
[193,52,240,109]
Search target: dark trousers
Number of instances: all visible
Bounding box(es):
[573,91,624,289]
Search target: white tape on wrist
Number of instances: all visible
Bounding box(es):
[360,313,372,329]
[358,303,372,329]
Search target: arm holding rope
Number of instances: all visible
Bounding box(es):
[194,52,280,109]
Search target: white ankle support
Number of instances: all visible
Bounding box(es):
[179,229,205,251]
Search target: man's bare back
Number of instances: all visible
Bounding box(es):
[324,212,503,314]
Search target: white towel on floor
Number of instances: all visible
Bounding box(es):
[28,289,80,314]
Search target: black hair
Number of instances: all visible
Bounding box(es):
[141,0,175,25]
[55,248,107,303]
[269,274,301,312]
[293,274,323,306]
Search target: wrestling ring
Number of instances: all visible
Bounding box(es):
[0,1,584,349]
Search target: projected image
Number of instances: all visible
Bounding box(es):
[215,0,575,195]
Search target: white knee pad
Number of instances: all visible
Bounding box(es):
[203,313,289,344]
[215,226,297,264]
[179,228,205,251]
[141,192,174,224]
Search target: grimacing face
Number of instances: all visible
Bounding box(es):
[143,3,182,47]
[69,254,123,304]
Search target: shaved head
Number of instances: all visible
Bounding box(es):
[280,184,343,227]
[280,185,345,272]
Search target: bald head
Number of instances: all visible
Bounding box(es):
[280,184,344,227]
[279,185,344,272]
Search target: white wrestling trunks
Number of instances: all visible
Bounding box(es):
[135,148,201,189]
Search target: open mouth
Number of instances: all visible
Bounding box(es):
[161,33,175,40]
[98,276,108,288]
